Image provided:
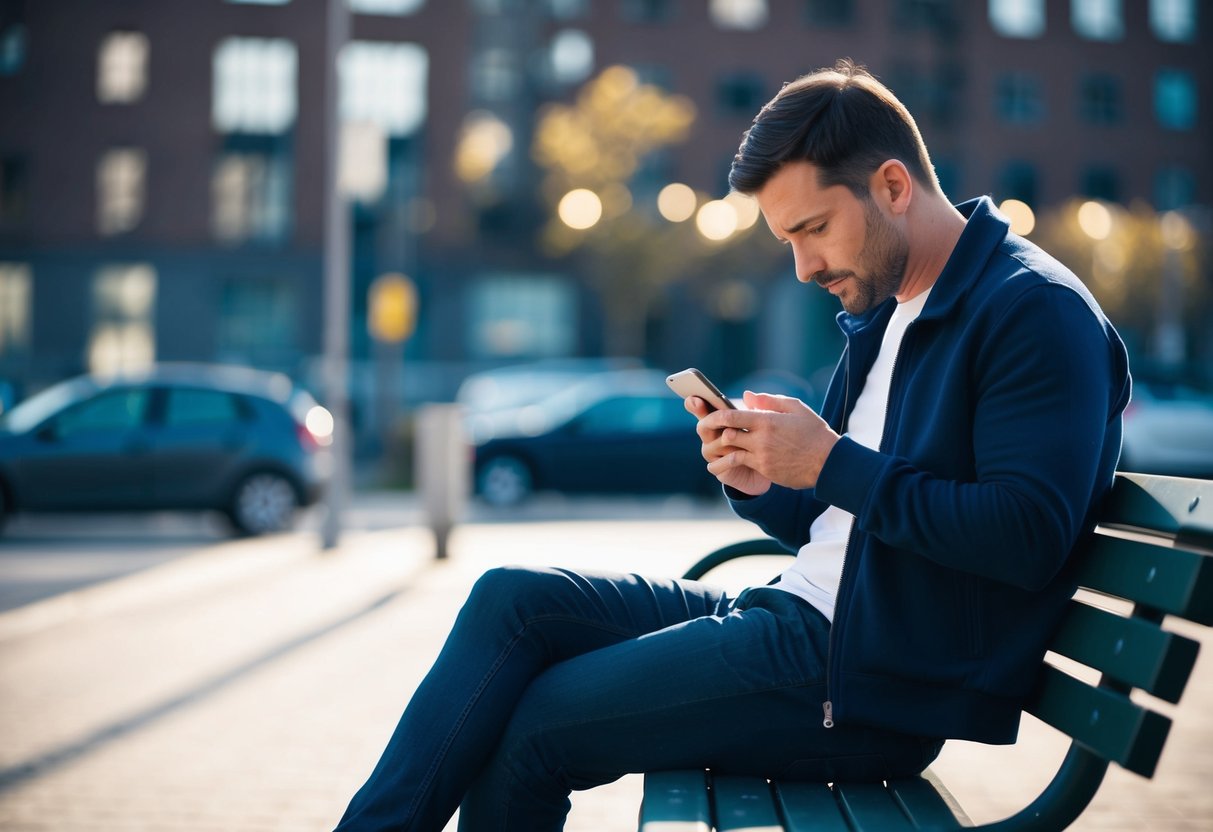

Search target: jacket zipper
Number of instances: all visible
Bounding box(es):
[822,319,917,729]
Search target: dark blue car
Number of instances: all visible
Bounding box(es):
[471,371,718,506]
[0,364,332,535]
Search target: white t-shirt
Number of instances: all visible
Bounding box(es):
[773,288,931,621]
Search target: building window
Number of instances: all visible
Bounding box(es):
[1154,69,1196,130]
[0,263,31,361]
[97,149,147,235]
[1081,166,1120,202]
[711,0,768,30]
[0,23,27,76]
[804,0,854,25]
[218,279,298,367]
[888,63,962,127]
[1079,74,1122,125]
[998,160,1038,205]
[995,73,1043,124]
[89,264,156,376]
[340,42,428,136]
[895,0,955,32]
[226,0,291,5]
[212,37,298,134]
[546,29,594,85]
[97,31,149,103]
[469,275,576,359]
[212,150,292,243]
[348,0,425,13]
[0,155,28,224]
[1154,166,1195,211]
[547,0,589,19]
[716,72,767,117]
[621,0,675,23]
[1150,0,1196,41]
[471,48,522,103]
[989,0,1044,37]
[1072,0,1123,41]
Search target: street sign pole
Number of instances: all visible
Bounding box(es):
[321,0,351,551]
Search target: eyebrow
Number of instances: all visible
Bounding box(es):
[778,211,830,239]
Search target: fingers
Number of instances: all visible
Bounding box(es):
[743,390,801,412]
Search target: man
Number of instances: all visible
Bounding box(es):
[334,60,1129,832]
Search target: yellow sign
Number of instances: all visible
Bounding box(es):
[368,273,417,343]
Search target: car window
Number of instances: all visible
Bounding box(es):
[164,388,244,427]
[54,388,149,437]
[575,396,684,435]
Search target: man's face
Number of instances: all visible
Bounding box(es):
[755,161,908,315]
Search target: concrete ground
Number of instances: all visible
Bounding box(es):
[0,498,1209,831]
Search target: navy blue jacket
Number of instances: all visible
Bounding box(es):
[731,197,1131,744]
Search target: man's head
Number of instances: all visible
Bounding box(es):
[729,59,941,199]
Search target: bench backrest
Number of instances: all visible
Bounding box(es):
[975,472,1212,831]
[1028,472,1212,778]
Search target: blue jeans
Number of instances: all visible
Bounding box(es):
[334,565,943,831]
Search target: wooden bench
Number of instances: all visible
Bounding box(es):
[639,472,1213,831]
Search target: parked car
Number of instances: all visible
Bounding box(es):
[0,364,333,535]
[1119,379,1213,478]
[472,369,716,505]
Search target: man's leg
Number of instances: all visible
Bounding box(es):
[458,586,943,832]
[334,565,732,832]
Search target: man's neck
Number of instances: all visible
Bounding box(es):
[896,195,967,303]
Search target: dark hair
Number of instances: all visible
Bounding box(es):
[728,59,941,199]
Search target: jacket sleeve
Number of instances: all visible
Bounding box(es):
[814,283,1128,591]
[726,483,828,552]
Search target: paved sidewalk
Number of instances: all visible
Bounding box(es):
[0,509,1210,831]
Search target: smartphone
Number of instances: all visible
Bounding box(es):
[666,368,737,412]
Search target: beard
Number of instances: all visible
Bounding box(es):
[816,198,909,315]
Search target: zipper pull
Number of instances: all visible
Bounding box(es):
[822,701,834,729]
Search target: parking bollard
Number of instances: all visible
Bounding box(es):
[415,404,468,559]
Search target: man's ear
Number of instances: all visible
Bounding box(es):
[871,160,913,215]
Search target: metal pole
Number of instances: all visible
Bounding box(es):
[321,0,351,550]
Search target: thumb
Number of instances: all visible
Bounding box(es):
[742,391,800,412]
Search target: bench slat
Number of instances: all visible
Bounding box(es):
[711,775,781,831]
[1027,664,1172,777]
[772,781,851,832]
[1105,472,1213,548]
[887,773,969,828]
[834,781,917,829]
[1050,599,1200,702]
[1076,535,1213,625]
[639,771,711,832]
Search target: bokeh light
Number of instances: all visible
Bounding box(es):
[695,199,738,241]
[657,183,696,222]
[1077,200,1112,240]
[724,191,760,230]
[1160,211,1195,251]
[454,111,513,183]
[558,188,603,230]
[998,198,1036,236]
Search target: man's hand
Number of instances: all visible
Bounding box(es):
[697,391,840,491]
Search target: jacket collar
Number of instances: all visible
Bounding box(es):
[836,195,1009,338]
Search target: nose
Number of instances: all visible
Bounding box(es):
[792,243,825,284]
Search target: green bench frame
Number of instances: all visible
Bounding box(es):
[639,472,1213,831]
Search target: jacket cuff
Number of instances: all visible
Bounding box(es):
[814,435,887,518]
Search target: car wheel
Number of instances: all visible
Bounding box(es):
[228,471,299,536]
[477,455,533,507]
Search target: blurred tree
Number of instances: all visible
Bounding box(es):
[532,65,783,358]
[1032,200,1210,381]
